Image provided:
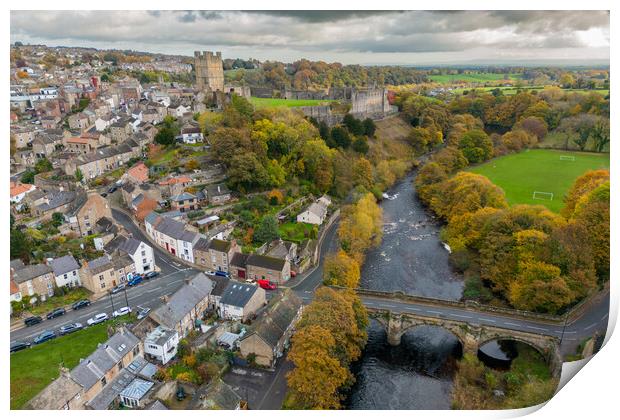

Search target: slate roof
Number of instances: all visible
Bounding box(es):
[219,281,259,308]
[147,400,168,410]
[118,237,143,255]
[86,255,113,274]
[50,255,80,277]
[205,183,230,197]
[241,289,302,348]
[13,263,53,284]
[190,379,241,410]
[230,252,249,269]
[35,190,77,213]
[170,192,196,202]
[246,254,287,271]
[150,273,214,330]
[70,330,140,391]
[25,374,83,409]
[208,239,232,253]
[10,259,25,271]
[208,275,230,297]
[193,237,210,252]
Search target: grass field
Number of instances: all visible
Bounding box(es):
[10,315,134,409]
[279,221,317,243]
[451,86,609,96]
[429,72,523,83]
[468,149,610,213]
[250,97,334,109]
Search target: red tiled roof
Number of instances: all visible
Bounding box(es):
[10,182,35,198]
[127,162,149,183]
[159,176,191,186]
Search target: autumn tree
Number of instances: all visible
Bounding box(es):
[338,193,383,262]
[458,129,493,163]
[286,325,349,409]
[562,169,609,218]
[430,172,508,221]
[323,251,361,288]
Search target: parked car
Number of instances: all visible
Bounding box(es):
[111,284,126,294]
[112,306,132,318]
[100,192,108,197]
[127,275,143,287]
[46,307,66,320]
[10,341,31,353]
[59,322,83,336]
[107,186,118,194]
[33,330,56,345]
[257,279,277,290]
[24,316,43,327]
[72,299,91,310]
[87,313,108,326]
[145,271,159,279]
[206,270,229,278]
[136,306,151,320]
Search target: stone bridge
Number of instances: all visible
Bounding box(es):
[368,309,563,378]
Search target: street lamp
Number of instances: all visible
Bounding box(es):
[108,291,115,313]
[123,286,129,308]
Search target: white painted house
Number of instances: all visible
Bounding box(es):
[105,235,155,274]
[144,326,179,365]
[49,255,82,287]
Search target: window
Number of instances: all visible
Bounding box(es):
[117,361,123,370]
[72,271,76,276]
[100,282,106,289]
[64,274,68,279]
[110,270,114,276]
[99,274,104,281]
[141,250,146,257]
[133,346,139,356]
[101,377,107,387]
[142,258,147,264]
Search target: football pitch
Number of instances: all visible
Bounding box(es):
[468,149,610,213]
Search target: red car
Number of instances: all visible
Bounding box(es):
[257,280,277,290]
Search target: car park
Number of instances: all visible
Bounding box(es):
[145,271,159,279]
[111,284,126,294]
[87,313,108,326]
[46,307,66,319]
[24,316,43,327]
[72,299,91,310]
[10,342,31,353]
[136,306,151,320]
[112,306,132,318]
[59,322,83,335]
[127,275,143,286]
[33,330,56,345]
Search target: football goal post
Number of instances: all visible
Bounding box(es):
[560,155,576,161]
[532,191,554,201]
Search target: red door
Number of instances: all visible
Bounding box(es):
[238,269,246,279]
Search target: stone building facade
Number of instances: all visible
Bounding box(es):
[194,51,224,92]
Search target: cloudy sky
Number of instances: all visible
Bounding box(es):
[10,10,610,65]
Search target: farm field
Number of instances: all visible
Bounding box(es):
[428,72,523,83]
[468,149,610,213]
[451,86,609,96]
[250,97,335,109]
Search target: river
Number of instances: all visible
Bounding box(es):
[346,172,465,409]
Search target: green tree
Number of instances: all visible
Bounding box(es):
[34,158,53,174]
[20,170,35,184]
[74,168,83,183]
[154,127,176,146]
[363,118,376,137]
[253,215,280,244]
[458,129,493,164]
[330,126,351,149]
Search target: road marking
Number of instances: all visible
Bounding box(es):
[504,322,522,327]
[528,326,548,332]
[601,314,609,321]
[151,287,162,291]
[584,323,597,330]
[450,313,472,319]
[426,310,442,315]
[479,318,497,323]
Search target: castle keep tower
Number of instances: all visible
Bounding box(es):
[194,51,224,92]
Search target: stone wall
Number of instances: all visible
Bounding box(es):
[194,51,224,92]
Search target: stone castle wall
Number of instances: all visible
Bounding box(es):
[194,51,224,92]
